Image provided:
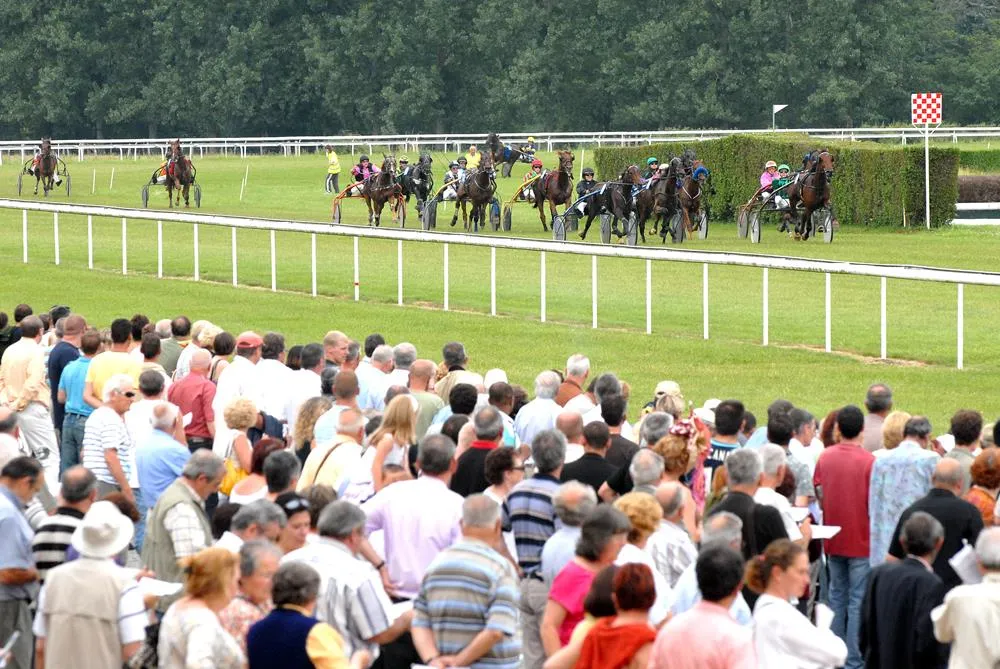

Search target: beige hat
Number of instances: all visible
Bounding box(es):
[71,501,134,559]
[655,381,682,397]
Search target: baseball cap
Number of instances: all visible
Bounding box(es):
[235,331,263,348]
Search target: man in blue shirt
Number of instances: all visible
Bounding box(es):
[56,330,101,476]
[706,400,745,478]
[135,403,191,528]
[46,313,83,441]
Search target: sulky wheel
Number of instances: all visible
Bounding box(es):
[749,211,761,244]
[552,215,566,241]
[697,210,708,239]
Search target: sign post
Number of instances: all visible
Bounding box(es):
[911,93,942,230]
[772,104,788,132]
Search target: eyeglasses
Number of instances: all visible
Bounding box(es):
[511,466,526,471]
[122,391,136,398]
[282,498,310,513]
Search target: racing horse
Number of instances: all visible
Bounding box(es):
[166,140,195,208]
[676,160,710,238]
[397,152,434,216]
[486,132,528,178]
[635,157,682,243]
[785,149,834,240]
[363,155,403,227]
[450,152,496,231]
[33,138,59,196]
[531,150,574,232]
[579,165,643,240]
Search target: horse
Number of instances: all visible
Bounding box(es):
[450,152,497,231]
[785,149,834,240]
[33,138,59,197]
[635,157,681,243]
[486,132,528,178]
[531,150,574,232]
[362,155,403,227]
[397,153,434,216]
[676,160,710,238]
[166,140,195,208]
[579,165,643,240]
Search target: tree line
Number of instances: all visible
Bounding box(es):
[1,0,997,139]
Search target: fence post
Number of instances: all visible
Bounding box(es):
[702,263,709,339]
[880,277,887,359]
[957,283,964,370]
[762,268,769,346]
[397,240,403,306]
[121,217,127,275]
[490,248,497,316]
[311,234,318,297]
[22,210,27,263]
[444,243,450,311]
[645,260,652,335]
[270,230,276,292]
[157,221,163,278]
[540,252,547,323]
[825,273,831,352]
[53,212,60,266]
[231,227,238,287]
[87,215,93,269]
[591,255,598,329]
[353,237,359,301]
[193,223,200,281]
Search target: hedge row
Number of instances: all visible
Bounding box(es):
[958,149,1000,174]
[592,135,959,227]
[958,175,1000,202]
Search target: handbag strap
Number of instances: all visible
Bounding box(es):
[307,440,347,487]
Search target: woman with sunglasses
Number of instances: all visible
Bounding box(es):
[80,373,139,503]
[274,492,312,554]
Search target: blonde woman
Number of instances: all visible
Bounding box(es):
[292,395,333,465]
[875,410,913,458]
[649,422,703,540]
[371,394,417,491]
[613,493,672,627]
[223,397,256,476]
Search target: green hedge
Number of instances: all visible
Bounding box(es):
[593,135,958,227]
[958,149,1000,174]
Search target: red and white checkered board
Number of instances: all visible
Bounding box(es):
[911,93,942,125]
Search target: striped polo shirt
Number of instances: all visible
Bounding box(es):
[506,474,560,575]
[81,406,132,486]
[413,539,521,669]
[31,507,85,587]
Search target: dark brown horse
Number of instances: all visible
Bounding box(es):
[33,138,59,197]
[579,165,642,240]
[166,140,195,208]
[486,132,528,178]
[785,149,834,240]
[635,157,682,243]
[676,160,709,237]
[362,155,403,227]
[532,150,574,232]
[450,152,497,231]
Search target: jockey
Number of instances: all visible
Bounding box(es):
[442,161,461,201]
[464,145,481,170]
[772,164,792,209]
[520,136,537,158]
[521,159,544,201]
[398,155,412,177]
[760,160,778,194]
[324,144,341,194]
[351,155,380,181]
[574,167,599,214]
[29,145,42,176]
[642,157,660,180]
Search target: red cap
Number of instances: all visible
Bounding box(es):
[235,331,263,348]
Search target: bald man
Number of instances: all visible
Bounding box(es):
[886,457,984,589]
[410,359,444,440]
[555,410,584,464]
[648,481,698,587]
[167,348,217,451]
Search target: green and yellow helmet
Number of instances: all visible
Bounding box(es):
[777,164,790,173]
[647,157,659,166]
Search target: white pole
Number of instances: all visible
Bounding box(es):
[825,272,831,352]
[772,110,776,132]
[193,223,200,281]
[957,283,964,370]
[397,240,403,306]
[87,215,93,269]
[579,148,586,180]
[109,167,115,192]
[157,220,163,278]
[270,229,276,291]
[702,263,709,339]
[231,227,238,286]
[21,210,27,263]
[352,237,359,301]
[645,260,652,335]
[540,252,547,323]
[240,164,249,202]
[53,212,60,265]
[880,277,887,359]
[121,217,127,275]
[91,169,96,195]
[762,268,769,346]
[591,255,598,329]
[311,234,318,297]
[490,247,497,316]
[924,124,931,230]
[443,243,450,311]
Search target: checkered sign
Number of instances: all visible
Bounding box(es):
[911,92,942,125]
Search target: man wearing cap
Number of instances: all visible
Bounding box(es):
[212,331,263,453]
[46,314,84,439]
[33,501,146,668]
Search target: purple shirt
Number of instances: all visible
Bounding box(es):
[362,475,463,599]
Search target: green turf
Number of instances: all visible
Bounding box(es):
[1,152,997,428]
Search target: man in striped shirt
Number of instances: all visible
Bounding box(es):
[413,494,521,669]
[31,467,97,588]
[504,429,565,669]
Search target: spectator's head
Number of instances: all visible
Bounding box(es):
[345,340,362,370]
[971,448,1000,493]
[392,342,416,371]
[600,394,627,428]
[231,500,287,543]
[13,304,32,323]
[334,408,366,445]
[714,400,745,438]
[18,315,43,341]
[441,341,467,369]
[249,438,285,476]
[409,359,436,391]
[317,500,368,552]
[865,383,893,416]
[140,332,161,362]
[211,332,236,358]
[323,331,350,366]
[656,392,685,421]
[0,407,16,439]
[286,345,303,370]
[650,424,697,477]
[138,368,165,399]
[320,367,337,396]
[460,494,502,541]
[531,429,567,476]
[552,481,597,527]
[448,383,479,416]
[150,401,179,434]
[724,448,763,492]
[274,492,311,552]
[332,370,359,402]
[261,332,285,361]
[488,382,514,415]
[766,399,794,421]
[654,482,685,523]
[182,451,225,501]
[441,415,469,446]
[264,451,301,495]
[294,396,333,452]
[696,544,745,603]
[80,329,102,356]
[109,318,131,345]
[299,343,324,373]
[759,444,787,488]
[224,396,258,432]
[301,485,337,531]
[576,505,631,565]
[376,394,417,444]
[417,434,457,477]
[766,412,794,447]
[179,547,239,601]
[931,458,965,496]
[836,405,865,441]
[211,503,241,540]
[271,561,322,610]
[951,410,983,448]
[472,406,504,443]
[190,348,212,374]
[614,492,662,546]
[900,511,945,560]
[363,333,386,358]
[702,510,744,551]
[60,465,97,510]
[129,314,149,342]
[639,412,672,448]
[584,565,620,619]
[583,421,610,453]
[102,374,136,414]
[878,410,910,450]
[976,527,1000,572]
[62,314,86,339]
[555,410,584,444]
[565,354,590,381]
[744,539,807,597]
[370,344,394,373]
[629,450,665,488]
[902,416,933,447]
[788,408,815,444]
[612,563,657,614]
[237,539,284,606]
[483,446,524,491]
[154,319,172,338]
[592,373,622,404]
[534,370,561,401]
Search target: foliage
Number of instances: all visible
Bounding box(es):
[958,176,1000,201]
[593,136,959,227]
[958,149,1000,174]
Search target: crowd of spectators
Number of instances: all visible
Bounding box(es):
[0,301,999,668]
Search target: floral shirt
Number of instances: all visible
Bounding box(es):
[868,441,939,565]
[218,594,272,655]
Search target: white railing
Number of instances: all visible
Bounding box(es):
[5,198,996,369]
[2,126,1000,162]
[952,202,1000,226]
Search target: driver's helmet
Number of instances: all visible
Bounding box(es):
[449,161,459,169]
[777,164,790,174]
[647,157,659,166]
[582,167,595,177]
[764,160,778,170]
[360,154,370,162]
[399,155,409,164]
[531,159,543,168]
[527,136,536,143]
[458,157,468,165]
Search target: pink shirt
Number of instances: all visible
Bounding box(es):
[649,601,758,669]
[548,560,597,646]
[361,475,463,599]
[760,171,775,189]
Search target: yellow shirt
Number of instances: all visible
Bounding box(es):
[326,150,341,175]
[283,605,352,668]
[0,338,49,410]
[465,152,482,169]
[85,351,141,401]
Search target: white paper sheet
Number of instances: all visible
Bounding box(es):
[949,543,983,585]
[788,507,811,523]
[810,525,842,540]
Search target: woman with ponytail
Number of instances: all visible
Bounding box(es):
[747,539,847,668]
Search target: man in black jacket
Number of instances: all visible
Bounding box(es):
[861,511,948,669]
[707,448,788,559]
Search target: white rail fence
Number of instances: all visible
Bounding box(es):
[2,126,1000,162]
[4,199,997,370]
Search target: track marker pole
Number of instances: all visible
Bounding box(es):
[490,248,497,316]
[53,212,60,265]
[157,221,163,278]
[880,277,887,359]
[193,224,200,281]
[397,240,403,305]
[22,210,27,263]
[312,234,318,297]
[645,260,652,334]
[91,169,96,194]
[444,243,450,311]
[353,237,360,301]
[762,268,769,346]
[231,227,238,286]
[957,283,964,370]
[121,217,127,275]
[109,167,115,192]
[825,273,832,352]
[270,230,276,291]
[540,252,547,323]
[591,255,598,329]
[87,215,93,269]
[702,263,709,339]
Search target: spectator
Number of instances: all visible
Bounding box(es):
[965,448,1000,526]
[298,408,365,492]
[706,400,744,476]
[707,448,788,560]
[946,409,983,493]
[80,373,137,501]
[412,495,521,668]
[300,484,336,535]
[312,370,362,446]
[765,411,815,506]
[452,406,504,497]
[360,344,396,410]
[157,316,188,376]
[125,368,182,453]
[932,527,1000,667]
[286,345,303,371]
[541,481,598,585]
[747,538,847,668]
[274,492,311,554]
[363,434,464,599]
[599,394,638,469]
[208,330,235,382]
[819,408,840,447]
[887,458,984,590]
[221,395,257,491]
[228,438,284,504]
[0,316,58,462]
[290,395,332,466]
[172,320,214,381]
[264,450,301,500]
[282,500,412,665]
[56,329,101,473]
[541,564,618,669]
[861,511,948,669]
[613,492,671,626]
[219,539,283,655]
[370,394,417,491]
[253,332,292,421]
[648,544,754,669]
[282,342,322,443]
[0,457,44,669]
[32,501,145,669]
[82,318,141,409]
[46,314,83,441]
[574,563,657,669]
[869,415,939,566]
[755,445,811,547]
[158,546,245,668]
[247,561,372,669]
[556,354,589,407]
[216,500,286,553]
[167,348,217,451]
[434,341,469,403]
[486,380,520,450]
[647,481,697,588]
[862,383,893,453]
[875,409,912,457]
[788,407,822,474]
[541,505,630,656]
[560,421,615,497]
[554,410,585,464]
[744,399,794,449]
[322,330,351,371]
[32,466,97,589]
[482,446,524,557]
[813,405,874,669]
[628,449,665,495]
[134,402,191,546]
[409,359,445,440]
[514,371,562,446]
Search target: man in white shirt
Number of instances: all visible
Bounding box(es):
[581,373,635,441]
[212,331,263,453]
[513,370,562,447]
[298,409,365,494]
[254,333,294,422]
[385,343,415,390]
[215,499,286,553]
[283,343,323,442]
[312,371,362,448]
[754,445,811,547]
[555,411,585,464]
[358,345,394,411]
[647,482,697,588]
[0,316,57,463]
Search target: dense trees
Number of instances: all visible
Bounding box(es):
[1,0,997,138]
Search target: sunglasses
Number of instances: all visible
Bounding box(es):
[122,391,136,398]
[282,498,310,513]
